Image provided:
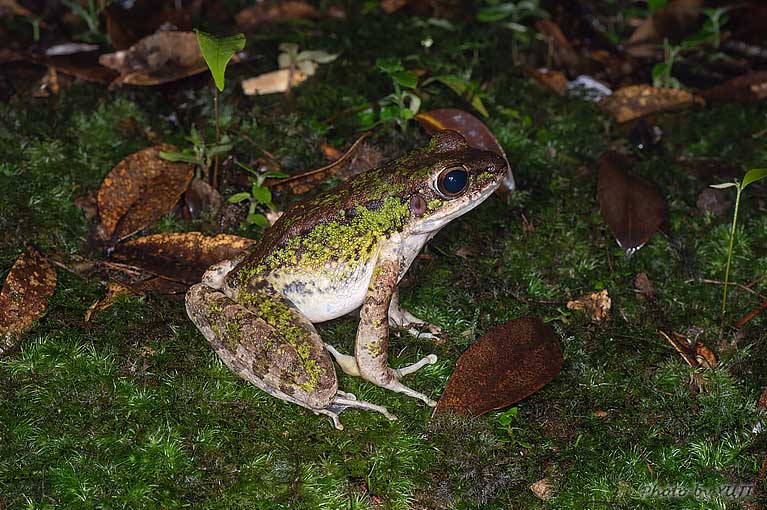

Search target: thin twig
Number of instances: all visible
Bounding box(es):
[734,298,767,329]
[695,279,767,300]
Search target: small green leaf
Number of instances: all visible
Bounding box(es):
[263,171,290,179]
[227,192,251,204]
[392,71,418,89]
[159,151,199,164]
[252,186,272,205]
[376,57,403,74]
[710,182,738,189]
[741,168,767,190]
[194,30,246,92]
[247,213,269,228]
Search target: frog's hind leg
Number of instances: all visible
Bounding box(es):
[388,289,442,341]
[186,283,396,429]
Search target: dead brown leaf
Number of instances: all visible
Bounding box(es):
[99,31,228,87]
[241,68,309,95]
[435,317,563,416]
[567,289,611,322]
[85,282,136,322]
[184,177,222,218]
[601,85,701,123]
[535,19,583,75]
[104,0,199,50]
[530,478,555,501]
[700,72,767,104]
[659,330,717,368]
[0,0,33,18]
[522,66,568,96]
[696,188,731,216]
[111,232,255,285]
[96,145,194,243]
[625,0,703,58]
[270,133,374,194]
[634,272,654,300]
[597,151,667,252]
[235,1,321,31]
[0,246,57,356]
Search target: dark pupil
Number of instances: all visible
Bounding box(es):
[443,169,468,194]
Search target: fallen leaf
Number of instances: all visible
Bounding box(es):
[0,246,57,356]
[659,330,717,368]
[184,177,222,218]
[735,298,767,329]
[241,69,308,95]
[270,132,373,194]
[320,143,344,161]
[235,0,321,31]
[597,151,667,252]
[700,72,767,104]
[634,272,654,300]
[567,289,611,322]
[96,145,194,243]
[104,0,199,50]
[522,66,567,96]
[85,282,136,322]
[99,31,232,87]
[535,19,584,75]
[415,108,515,193]
[32,67,60,97]
[530,478,555,501]
[111,232,255,285]
[435,317,563,416]
[601,85,701,123]
[5,49,117,84]
[129,276,189,299]
[0,0,33,18]
[625,0,703,58]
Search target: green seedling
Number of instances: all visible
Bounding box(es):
[710,168,767,331]
[194,30,246,189]
[61,0,111,44]
[375,57,422,131]
[476,0,548,63]
[421,74,489,117]
[496,407,532,448]
[277,42,338,91]
[228,162,288,229]
[160,126,233,180]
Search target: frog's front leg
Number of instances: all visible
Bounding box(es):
[388,289,442,340]
[354,254,438,406]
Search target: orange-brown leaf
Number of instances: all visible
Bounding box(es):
[96,145,194,243]
[0,246,57,355]
[111,232,255,285]
[601,85,700,123]
[435,317,563,416]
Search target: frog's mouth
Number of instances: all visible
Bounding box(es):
[411,178,503,235]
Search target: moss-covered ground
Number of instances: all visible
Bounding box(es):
[1,4,766,509]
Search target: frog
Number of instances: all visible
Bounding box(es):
[185,130,512,429]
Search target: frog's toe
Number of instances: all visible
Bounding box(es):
[330,395,398,421]
[396,353,438,377]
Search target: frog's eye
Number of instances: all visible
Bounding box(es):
[437,166,469,197]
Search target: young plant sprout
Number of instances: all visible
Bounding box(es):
[710,168,767,332]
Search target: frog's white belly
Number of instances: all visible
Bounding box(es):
[271,231,434,323]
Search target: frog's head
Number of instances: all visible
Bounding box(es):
[399,130,511,235]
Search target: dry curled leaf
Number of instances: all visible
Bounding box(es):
[567,289,611,322]
[111,232,255,285]
[241,68,309,95]
[235,0,321,31]
[85,282,136,322]
[700,72,767,104]
[659,330,717,368]
[0,246,57,356]
[625,0,703,58]
[530,478,555,501]
[96,145,194,243]
[436,317,563,416]
[597,151,667,252]
[535,19,583,75]
[270,132,373,194]
[99,31,229,87]
[522,66,568,96]
[415,108,514,194]
[601,85,700,123]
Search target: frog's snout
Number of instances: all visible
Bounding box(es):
[484,152,515,192]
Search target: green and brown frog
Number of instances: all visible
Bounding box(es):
[186,130,512,429]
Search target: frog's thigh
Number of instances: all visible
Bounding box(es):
[388,289,442,340]
[186,283,338,410]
